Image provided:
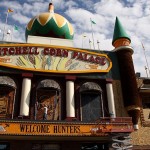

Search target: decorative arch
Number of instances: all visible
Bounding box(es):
[37,79,60,90]
[36,79,61,121]
[0,76,16,119]
[0,76,16,88]
[80,82,102,92]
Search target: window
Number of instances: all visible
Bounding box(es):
[0,86,15,119]
[81,92,102,122]
[0,76,16,119]
[80,82,104,122]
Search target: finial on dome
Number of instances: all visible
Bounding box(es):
[48,1,54,13]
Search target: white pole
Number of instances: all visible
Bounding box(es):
[106,82,116,118]
[89,39,92,49]
[2,11,9,41]
[100,93,104,118]
[145,66,149,78]
[20,78,31,116]
[97,40,100,50]
[11,26,14,41]
[66,80,75,117]
[90,18,95,50]
[82,36,84,48]
[141,41,150,77]
[82,34,86,48]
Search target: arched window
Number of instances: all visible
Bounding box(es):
[0,76,16,119]
[80,82,104,122]
[35,79,61,120]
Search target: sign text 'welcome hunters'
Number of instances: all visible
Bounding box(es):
[0,122,110,136]
[0,44,112,73]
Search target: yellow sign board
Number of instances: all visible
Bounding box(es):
[0,121,112,136]
[0,44,112,73]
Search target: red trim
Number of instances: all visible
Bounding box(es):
[65,117,77,121]
[22,73,33,78]
[65,75,76,81]
[106,78,113,83]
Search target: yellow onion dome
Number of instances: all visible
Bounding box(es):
[25,3,74,40]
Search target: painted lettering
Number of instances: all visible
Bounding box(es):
[15,47,22,55]
[9,48,15,55]
[20,124,50,133]
[53,125,80,134]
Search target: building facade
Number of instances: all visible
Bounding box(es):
[0,2,149,150]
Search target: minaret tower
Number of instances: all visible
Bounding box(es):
[112,17,141,130]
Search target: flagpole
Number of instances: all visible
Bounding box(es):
[97,40,100,50]
[90,18,95,50]
[82,34,86,48]
[11,25,14,41]
[89,39,92,49]
[2,11,9,41]
[141,41,150,77]
[82,36,84,48]
[145,66,149,78]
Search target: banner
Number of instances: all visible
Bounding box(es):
[0,121,112,136]
[0,44,112,73]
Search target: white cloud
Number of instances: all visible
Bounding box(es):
[0,0,149,77]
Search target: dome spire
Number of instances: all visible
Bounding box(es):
[112,17,131,48]
[48,1,54,13]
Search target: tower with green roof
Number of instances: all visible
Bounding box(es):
[112,17,141,130]
[112,17,131,47]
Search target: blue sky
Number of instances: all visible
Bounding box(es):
[0,0,150,77]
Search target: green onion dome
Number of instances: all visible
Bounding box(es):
[25,3,74,40]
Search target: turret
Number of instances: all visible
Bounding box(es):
[112,17,141,130]
[112,17,131,48]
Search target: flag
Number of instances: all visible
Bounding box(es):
[7,8,13,13]
[91,19,96,24]
[14,25,18,31]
